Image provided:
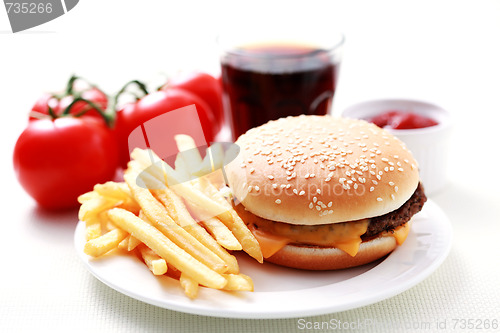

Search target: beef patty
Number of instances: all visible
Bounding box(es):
[362,182,427,240]
[237,182,427,246]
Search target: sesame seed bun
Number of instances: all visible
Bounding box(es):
[265,234,398,270]
[225,115,420,225]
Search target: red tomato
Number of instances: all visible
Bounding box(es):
[58,87,108,118]
[13,117,119,210]
[165,72,224,132]
[30,76,108,121]
[115,88,216,167]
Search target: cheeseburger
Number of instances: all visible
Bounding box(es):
[225,115,426,270]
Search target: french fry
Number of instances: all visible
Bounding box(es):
[127,235,141,251]
[94,182,142,213]
[79,194,119,226]
[85,223,101,241]
[138,244,168,275]
[222,273,254,292]
[192,143,225,177]
[118,235,130,250]
[153,187,240,274]
[78,191,97,203]
[94,182,130,201]
[193,178,263,263]
[107,208,227,289]
[179,273,199,299]
[84,228,128,257]
[174,134,203,176]
[131,148,232,221]
[200,216,242,251]
[124,165,228,274]
[174,154,192,181]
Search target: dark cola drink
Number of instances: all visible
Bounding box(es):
[221,44,340,139]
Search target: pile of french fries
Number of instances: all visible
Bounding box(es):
[78,135,263,299]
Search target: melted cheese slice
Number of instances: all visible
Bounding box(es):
[249,225,291,258]
[236,205,369,258]
[237,204,412,258]
[385,222,411,245]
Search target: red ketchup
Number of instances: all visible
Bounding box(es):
[370,110,438,129]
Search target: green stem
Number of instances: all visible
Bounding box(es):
[47,106,57,119]
[63,97,112,127]
[111,79,149,120]
[65,75,80,95]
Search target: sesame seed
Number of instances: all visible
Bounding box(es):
[254,186,260,192]
[313,197,317,203]
[398,167,404,172]
[316,206,321,211]
[280,184,286,189]
[381,157,389,162]
[389,181,395,186]
[384,167,389,172]
[377,197,383,202]
[317,189,321,194]
[390,167,395,171]
[293,189,298,195]
[286,184,291,189]
[309,202,314,209]
[299,190,305,196]
[250,168,255,174]
[272,183,278,189]
[395,186,399,192]
[275,199,282,204]
[370,187,375,192]
[240,163,246,168]
[391,194,395,200]
[268,175,274,180]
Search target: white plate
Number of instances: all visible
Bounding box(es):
[75,199,452,319]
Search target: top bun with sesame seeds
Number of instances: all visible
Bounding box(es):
[225,115,427,270]
[226,115,420,225]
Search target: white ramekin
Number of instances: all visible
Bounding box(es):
[342,99,453,195]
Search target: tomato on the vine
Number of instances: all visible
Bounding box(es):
[164,72,224,131]
[13,117,118,210]
[115,83,216,167]
[30,75,108,121]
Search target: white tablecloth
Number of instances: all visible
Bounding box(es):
[1,1,499,332]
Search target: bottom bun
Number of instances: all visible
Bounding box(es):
[265,236,397,270]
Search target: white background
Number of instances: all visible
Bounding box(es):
[1,1,499,332]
